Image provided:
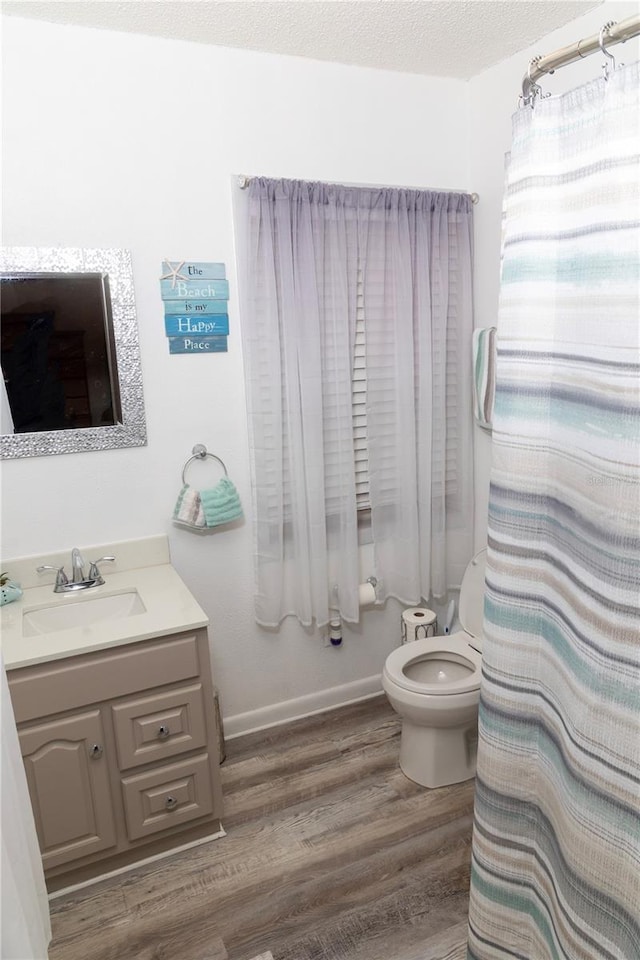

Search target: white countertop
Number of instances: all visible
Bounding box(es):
[1,558,209,671]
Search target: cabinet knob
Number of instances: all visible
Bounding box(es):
[89,743,103,759]
[158,724,170,740]
[165,795,178,811]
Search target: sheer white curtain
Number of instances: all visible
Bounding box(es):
[240,178,474,627]
[241,178,360,627]
[1,656,51,960]
[359,190,475,601]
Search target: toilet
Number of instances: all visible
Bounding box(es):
[382,548,486,789]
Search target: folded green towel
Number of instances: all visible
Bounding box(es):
[200,477,243,528]
[472,326,497,431]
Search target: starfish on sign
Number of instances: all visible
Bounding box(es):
[161,260,188,288]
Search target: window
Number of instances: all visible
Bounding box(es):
[241,177,474,626]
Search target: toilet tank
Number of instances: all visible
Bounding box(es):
[459,549,487,642]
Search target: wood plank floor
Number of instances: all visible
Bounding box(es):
[48,696,474,960]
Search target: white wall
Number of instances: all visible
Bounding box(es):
[470,0,640,549]
[1,16,470,730]
[4,3,637,731]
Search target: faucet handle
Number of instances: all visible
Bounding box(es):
[37,565,69,589]
[88,556,115,580]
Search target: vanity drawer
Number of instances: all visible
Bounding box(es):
[112,683,207,771]
[121,754,214,840]
[8,633,201,723]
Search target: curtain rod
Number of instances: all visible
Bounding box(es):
[237,176,479,204]
[522,13,640,104]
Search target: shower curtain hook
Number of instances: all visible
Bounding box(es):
[599,21,618,80]
[525,57,545,108]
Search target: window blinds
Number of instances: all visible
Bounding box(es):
[352,268,369,510]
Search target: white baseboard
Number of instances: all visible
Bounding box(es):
[48,827,226,900]
[223,674,384,739]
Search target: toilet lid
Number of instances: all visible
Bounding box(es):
[384,632,482,696]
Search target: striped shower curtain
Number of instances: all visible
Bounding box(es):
[468,62,640,960]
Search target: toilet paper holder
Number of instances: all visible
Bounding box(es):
[329,576,379,612]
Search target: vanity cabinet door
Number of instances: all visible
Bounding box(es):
[19,710,117,870]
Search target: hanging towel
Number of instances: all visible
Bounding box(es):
[200,477,243,528]
[173,484,206,529]
[472,326,497,431]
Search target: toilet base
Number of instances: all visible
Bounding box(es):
[399,718,478,789]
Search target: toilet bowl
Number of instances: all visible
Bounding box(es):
[382,549,486,788]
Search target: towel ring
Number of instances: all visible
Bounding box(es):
[182,444,228,485]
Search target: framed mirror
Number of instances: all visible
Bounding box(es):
[1,247,146,458]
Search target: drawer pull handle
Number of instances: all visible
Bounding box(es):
[158,725,171,740]
[165,795,178,811]
[90,743,103,759]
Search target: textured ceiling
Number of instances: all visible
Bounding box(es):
[2,1,602,78]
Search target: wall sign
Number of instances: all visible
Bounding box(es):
[160,260,229,354]
[168,336,228,354]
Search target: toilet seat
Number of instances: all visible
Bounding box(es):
[384,632,482,696]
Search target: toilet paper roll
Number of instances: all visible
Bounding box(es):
[358,581,377,607]
[402,607,437,643]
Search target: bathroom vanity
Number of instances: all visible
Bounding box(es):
[1,536,224,892]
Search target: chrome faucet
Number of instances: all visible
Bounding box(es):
[37,549,116,593]
[71,547,86,583]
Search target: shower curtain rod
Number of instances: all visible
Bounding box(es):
[522,13,640,103]
[237,175,479,203]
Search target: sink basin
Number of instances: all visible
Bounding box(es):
[23,590,146,637]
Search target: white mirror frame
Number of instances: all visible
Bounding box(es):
[1,247,146,459]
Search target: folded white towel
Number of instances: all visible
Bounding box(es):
[173,484,206,528]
